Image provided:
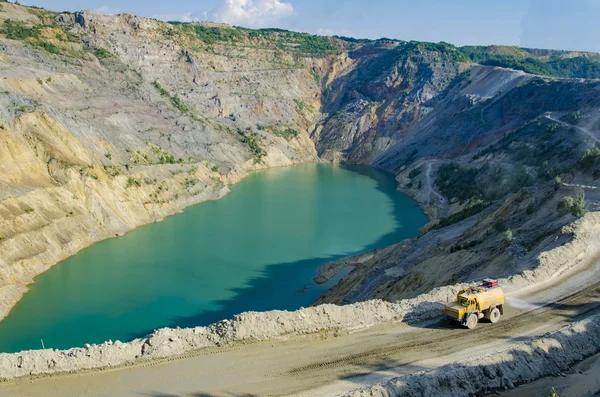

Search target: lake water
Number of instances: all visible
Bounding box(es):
[0,164,427,353]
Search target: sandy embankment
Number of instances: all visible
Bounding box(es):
[346,312,600,397]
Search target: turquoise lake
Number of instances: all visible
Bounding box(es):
[0,164,427,353]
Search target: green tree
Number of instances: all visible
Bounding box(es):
[557,189,587,217]
[581,145,600,168]
[571,189,587,216]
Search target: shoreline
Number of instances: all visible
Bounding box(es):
[0,210,598,379]
[0,158,316,323]
[0,160,425,352]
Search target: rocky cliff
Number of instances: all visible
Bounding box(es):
[1,2,600,319]
[0,3,326,319]
[313,50,600,304]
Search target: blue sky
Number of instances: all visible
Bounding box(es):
[19,0,600,52]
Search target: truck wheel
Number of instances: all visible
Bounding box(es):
[489,308,501,324]
[466,313,478,329]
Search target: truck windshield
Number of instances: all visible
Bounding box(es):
[459,297,468,306]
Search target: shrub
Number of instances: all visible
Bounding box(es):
[571,189,587,216]
[1,19,40,40]
[159,154,176,164]
[436,163,479,203]
[559,196,574,210]
[192,25,243,44]
[171,94,187,113]
[433,199,490,229]
[436,163,533,204]
[126,177,140,188]
[184,177,198,188]
[274,128,299,140]
[94,48,111,60]
[36,41,60,54]
[153,81,188,113]
[211,165,219,172]
[581,145,600,169]
[239,130,264,163]
[558,189,587,217]
[504,229,513,242]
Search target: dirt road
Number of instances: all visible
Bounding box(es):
[3,268,600,397]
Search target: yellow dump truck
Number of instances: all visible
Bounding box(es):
[444,279,505,329]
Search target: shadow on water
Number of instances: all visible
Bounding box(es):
[129,165,425,339]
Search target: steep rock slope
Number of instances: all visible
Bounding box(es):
[0,4,328,319]
[314,48,600,304]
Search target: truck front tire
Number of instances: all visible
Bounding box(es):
[466,313,478,329]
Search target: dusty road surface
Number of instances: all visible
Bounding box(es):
[3,267,600,397]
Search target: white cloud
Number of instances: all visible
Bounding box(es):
[316,27,354,37]
[207,0,294,27]
[316,28,334,36]
[153,11,206,23]
[93,6,120,15]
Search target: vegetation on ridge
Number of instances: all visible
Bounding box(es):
[2,1,600,77]
[165,22,338,55]
[458,46,600,79]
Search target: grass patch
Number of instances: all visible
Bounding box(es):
[126,177,141,188]
[94,48,111,60]
[153,80,188,113]
[237,128,264,163]
[1,19,40,40]
[274,127,299,140]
